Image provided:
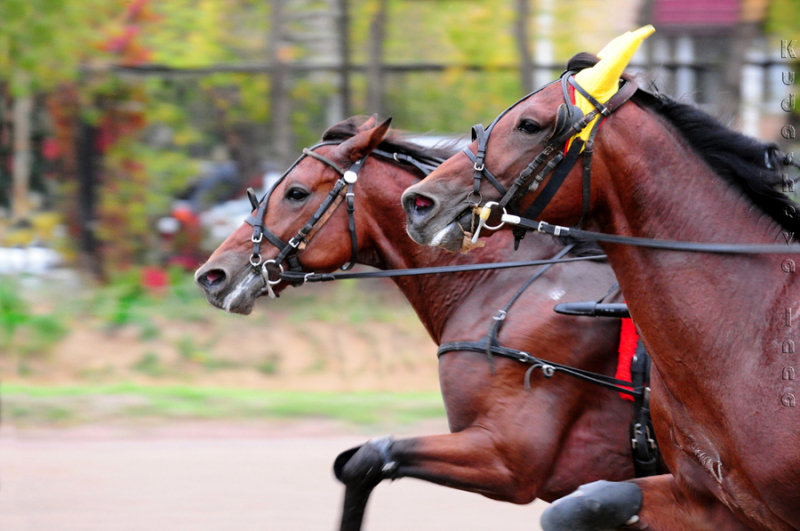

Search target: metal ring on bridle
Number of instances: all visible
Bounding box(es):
[261,259,284,285]
[250,253,262,267]
[466,191,483,206]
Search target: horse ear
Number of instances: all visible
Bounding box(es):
[336,117,392,162]
[357,114,379,132]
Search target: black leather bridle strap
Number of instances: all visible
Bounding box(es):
[509,76,638,244]
[373,148,444,176]
[274,156,365,272]
[518,139,585,222]
[302,147,345,177]
[463,147,506,198]
[341,158,365,270]
[465,80,560,201]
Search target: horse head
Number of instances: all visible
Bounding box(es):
[403,26,654,252]
[194,116,391,314]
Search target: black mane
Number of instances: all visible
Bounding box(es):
[565,53,800,234]
[321,115,460,171]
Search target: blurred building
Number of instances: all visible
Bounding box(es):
[638,0,784,137]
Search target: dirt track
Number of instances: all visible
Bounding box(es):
[0,422,547,530]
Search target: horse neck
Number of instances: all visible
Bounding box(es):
[359,161,562,343]
[593,106,788,368]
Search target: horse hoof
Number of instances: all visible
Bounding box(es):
[541,480,643,531]
[333,437,396,488]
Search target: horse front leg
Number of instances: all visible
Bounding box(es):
[540,474,750,531]
[334,437,396,531]
[333,427,537,530]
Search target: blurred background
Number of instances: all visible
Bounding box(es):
[0,0,798,529]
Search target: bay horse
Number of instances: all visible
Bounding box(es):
[402,46,800,530]
[194,116,666,529]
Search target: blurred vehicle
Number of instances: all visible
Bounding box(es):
[196,167,280,251]
[0,245,62,275]
[157,163,280,265]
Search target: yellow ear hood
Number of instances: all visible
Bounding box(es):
[569,25,655,146]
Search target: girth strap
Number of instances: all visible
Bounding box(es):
[629,340,659,477]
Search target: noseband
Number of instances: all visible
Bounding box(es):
[245,141,365,294]
[467,71,637,246]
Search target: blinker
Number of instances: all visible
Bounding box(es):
[246,187,259,210]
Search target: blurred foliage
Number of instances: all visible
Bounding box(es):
[4,0,796,273]
[0,0,128,94]
[766,0,800,39]
[0,278,68,368]
[3,383,445,427]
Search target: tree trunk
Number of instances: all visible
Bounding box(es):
[367,0,388,116]
[336,0,352,118]
[268,0,292,167]
[75,107,104,280]
[12,72,32,222]
[516,0,533,94]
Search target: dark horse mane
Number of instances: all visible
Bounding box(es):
[566,52,800,234]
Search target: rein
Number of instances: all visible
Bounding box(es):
[279,254,607,283]
[475,205,800,255]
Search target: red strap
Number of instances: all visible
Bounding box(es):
[615,317,637,401]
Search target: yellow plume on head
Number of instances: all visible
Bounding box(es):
[569,25,655,146]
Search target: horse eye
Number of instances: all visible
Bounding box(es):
[285,187,310,202]
[517,119,541,135]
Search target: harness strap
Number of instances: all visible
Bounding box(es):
[437,340,645,398]
[484,245,574,373]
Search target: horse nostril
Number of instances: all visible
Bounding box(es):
[404,192,435,217]
[414,195,434,211]
[198,269,227,289]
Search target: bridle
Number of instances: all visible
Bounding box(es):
[466,71,637,247]
[244,141,365,296]
[245,139,446,297]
